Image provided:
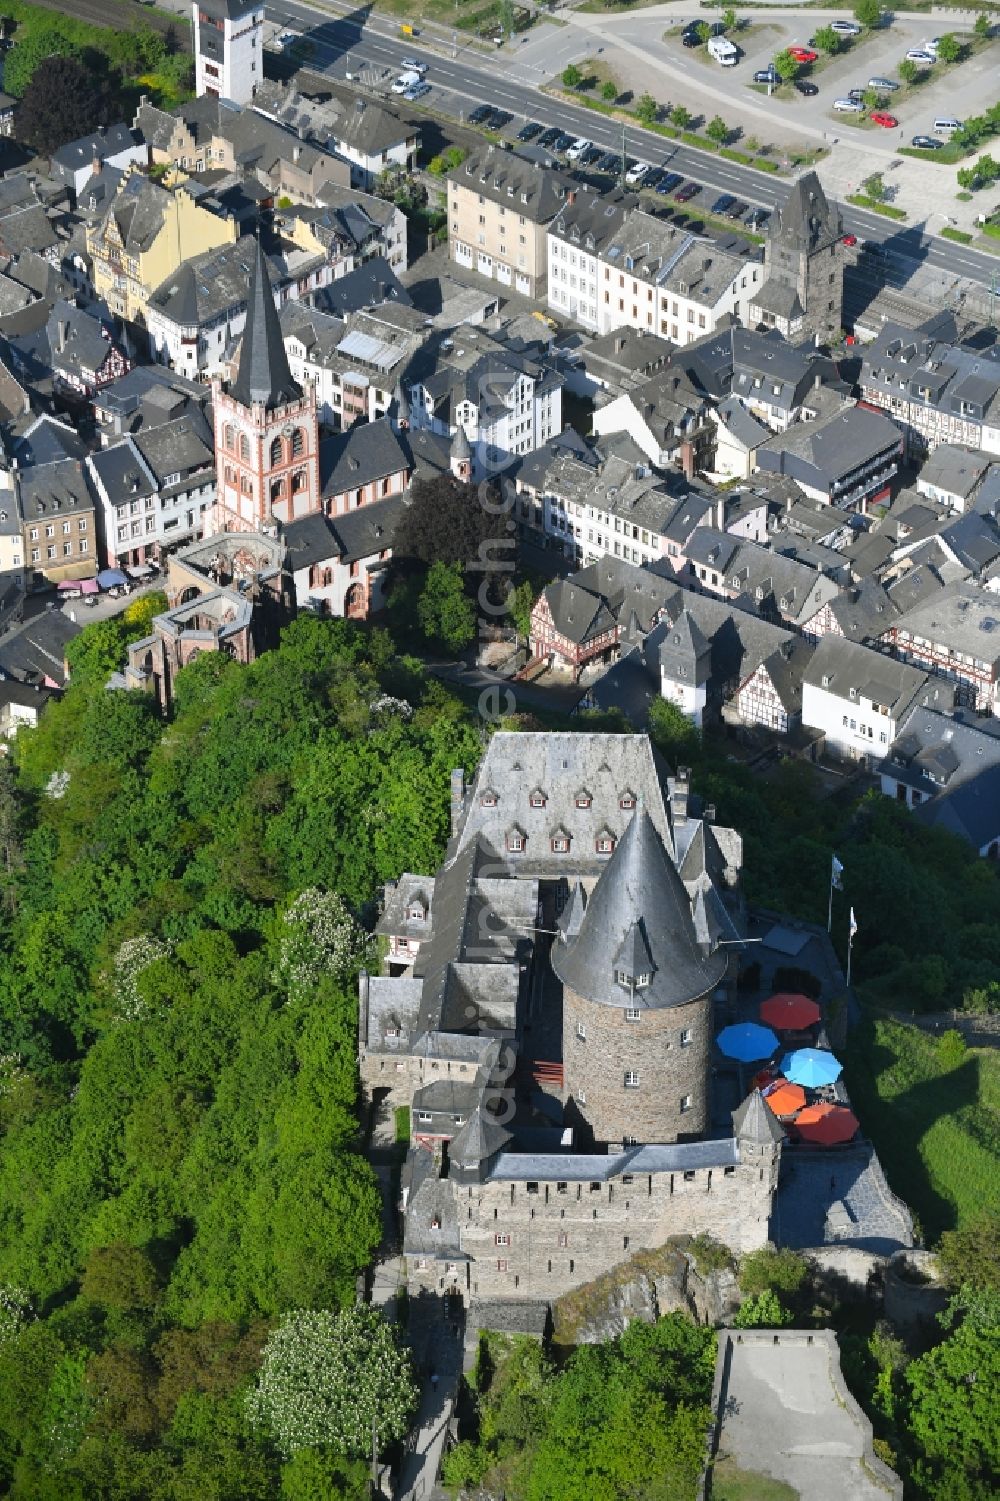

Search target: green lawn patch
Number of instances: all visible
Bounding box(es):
[394,1105,410,1145]
[843,1016,1000,1242]
[900,142,967,165]
[847,194,907,219]
[940,225,974,243]
[984,221,1000,237]
[710,1457,799,1501]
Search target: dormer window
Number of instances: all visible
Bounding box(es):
[550,828,571,854]
[529,789,547,808]
[406,902,426,922]
[506,827,526,853]
[619,791,636,810]
[618,970,651,989]
[596,831,616,855]
[480,790,498,807]
[575,789,592,809]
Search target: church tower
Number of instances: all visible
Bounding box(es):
[552,803,728,1148]
[192,0,264,105]
[750,170,844,343]
[212,238,320,533]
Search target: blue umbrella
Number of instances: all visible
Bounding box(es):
[97,568,128,589]
[781,1048,843,1088]
[717,1022,780,1062]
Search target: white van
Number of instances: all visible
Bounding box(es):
[566,137,593,162]
[708,35,739,65]
[933,117,962,134]
[391,70,422,94]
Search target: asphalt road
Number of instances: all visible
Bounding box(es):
[266,0,1000,293]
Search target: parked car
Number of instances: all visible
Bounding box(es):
[579,146,603,167]
[643,167,665,189]
[391,71,421,93]
[675,181,702,201]
[868,76,898,90]
[682,25,702,46]
[468,104,494,125]
[924,36,942,53]
[788,46,818,62]
[726,199,749,219]
[905,48,936,63]
[488,108,513,129]
[870,111,898,128]
[711,192,736,214]
[754,67,779,84]
[400,57,428,75]
[745,205,770,228]
[934,117,962,134]
[625,161,651,185]
[834,97,865,112]
[517,121,542,140]
[831,19,862,34]
[911,134,944,149]
[403,81,431,101]
[657,171,683,194]
[794,79,819,96]
[848,88,866,102]
[842,232,858,246]
[566,137,593,161]
[598,152,622,173]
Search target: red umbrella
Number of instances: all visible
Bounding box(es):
[794,1103,859,1145]
[760,993,822,1030]
[765,1082,807,1116]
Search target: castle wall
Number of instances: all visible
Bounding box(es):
[562,987,712,1144]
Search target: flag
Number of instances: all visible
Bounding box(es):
[849,907,857,939]
[831,854,844,891]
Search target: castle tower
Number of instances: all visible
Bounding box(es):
[192,0,264,105]
[731,1089,784,1250]
[751,170,844,343]
[553,804,728,1147]
[212,237,320,533]
[658,608,711,727]
[450,423,472,483]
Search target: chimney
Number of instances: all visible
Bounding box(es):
[672,767,690,826]
[293,144,301,163]
[703,803,716,824]
[450,767,465,837]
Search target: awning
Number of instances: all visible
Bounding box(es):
[97,568,128,589]
[126,564,155,580]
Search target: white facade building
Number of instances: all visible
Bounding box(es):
[801,636,942,766]
[192,0,264,105]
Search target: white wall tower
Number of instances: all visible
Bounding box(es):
[192,0,265,105]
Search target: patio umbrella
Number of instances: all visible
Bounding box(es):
[80,578,99,594]
[781,1048,843,1088]
[760,993,821,1030]
[717,1022,780,1063]
[97,568,127,589]
[763,1082,807,1116]
[794,1103,859,1145]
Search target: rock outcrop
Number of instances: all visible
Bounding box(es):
[551,1239,741,1346]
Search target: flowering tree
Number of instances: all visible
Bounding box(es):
[246,1305,418,1458]
[0,1285,32,1347]
[112,933,172,1021]
[276,888,367,1002]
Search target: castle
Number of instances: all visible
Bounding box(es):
[360,734,783,1304]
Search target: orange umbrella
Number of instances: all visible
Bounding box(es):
[794,1103,859,1145]
[760,993,821,1029]
[764,1082,807,1116]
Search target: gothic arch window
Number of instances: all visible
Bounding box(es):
[269,436,283,466]
[223,423,234,451]
[224,465,234,484]
[291,427,305,458]
[239,433,251,463]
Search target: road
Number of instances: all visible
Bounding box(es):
[252,0,1000,294]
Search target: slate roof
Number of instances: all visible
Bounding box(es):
[751,279,804,321]
[733,1089,785,1145]
[0,609,80,686]
[19,458,93,521]
[451,151,573,225]
[917,443,990,503]
[551,805,727,1011]
[87,437,157,508]
[148,234,274,329]
[12,415,85,469]
[913,763,1000,847]
[539,578,616,646]
[51,123,140,174]
[804,635,940,719]
[282,493,403,570]
[311,255,412,317]
[134,414,214,485]
[861,322,1000,427]
[889,581,1000,664]
[318,416,410,498]
[715,396,771,451]
[756,405,902,487]
[229,236,301,410]
[882,704,1000,797]
[487,1137,739,1183]
[659,607,711,686]
[771,170,842,251]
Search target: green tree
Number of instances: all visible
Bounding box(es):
[648,697,701,767]
[246,1306,418,1459]
[81,1244,159,1314]
[774,49,799,82]
[506,579,536,641]
[814,25,841,53]
[706,115,730,144]
[733,1289,792,1328]
[854,0,881,27]
[974,13,991,39]
[601,80,618,101]
[936,1210,1000,1291]
[635,92,658,126]
[905,1294,1000,1493]
[738,1247,809,1299]
[2,21,83,98]
[417,561,477,653]
[695,21,710,44]
[898,57,919,83]
[863,172,888,203]
[935,32,961,63]
[957,165,979,191]
[863,86,885,111]
[16,54,111,156]
[670,104,692,129]
[721,8,736,32]
[562,63,583,88]
[391,472,510,578]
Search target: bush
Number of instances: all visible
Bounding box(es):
[738,1247,809,1299]
[733,1290,792,1328]
[601,80,617,101]
[562,62,583,88]
[937,1029,967,1070]
[689,1234,735,1276]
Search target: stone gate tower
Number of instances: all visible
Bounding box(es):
[749,170,844,343]
[552,803,728,1147]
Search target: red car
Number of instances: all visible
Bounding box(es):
[842,233,858,247]
[788,46,818,62]
[870,111,898,128]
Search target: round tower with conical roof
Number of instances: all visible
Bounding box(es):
[450,423,472,482]
[552,804,726,1147]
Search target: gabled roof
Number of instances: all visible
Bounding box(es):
[319,416,410,497]
[551,805,727,1011]
[229,236,301,410]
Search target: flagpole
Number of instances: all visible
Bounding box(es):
[846,910,855,990]
[827,867,834,934]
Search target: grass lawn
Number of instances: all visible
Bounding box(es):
[847,193,907,219]
[710,1458,798,1501]
[941,226,974,243]
[394,1105,410,1145]
[843,1015,1000,1244]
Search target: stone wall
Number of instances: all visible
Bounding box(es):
[562,986,711,1145]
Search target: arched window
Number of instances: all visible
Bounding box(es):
[270,478,285,502]
[223,423,234,451]
[240,474,253,496]
[269,436,283,466]
[239,433,250,463]
[291,427,305,458]
[291,469,307,494]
